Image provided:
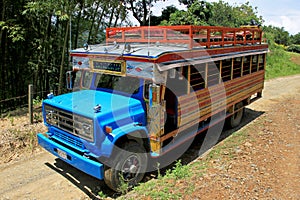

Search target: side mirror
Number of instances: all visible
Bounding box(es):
[66,71,73,90]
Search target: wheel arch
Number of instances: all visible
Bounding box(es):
[112,125,150,153]
[114,131,150,153]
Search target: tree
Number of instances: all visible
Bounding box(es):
[22,0,75,95]
[207,0,235,27]
[124,0,165,26]
[188,1,212,23]
[178,0,197,8]
[286,44,300,53]
[167,10,189,25]
[166,1,212,25]
[150,5,179,25]
[208,1,263,27]
[263,25,290,46]
[0,0,27,103]
[0,0,132,112]
[290,32,300,45]
[161,5,179,21]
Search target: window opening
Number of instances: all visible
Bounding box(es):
[221,58,232,82]
[233,57,242,78]
[243,56,251,75]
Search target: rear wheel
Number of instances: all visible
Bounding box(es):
[228,102,244,128]
[104,142,147,192]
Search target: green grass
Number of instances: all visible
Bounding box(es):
[266,44,300,80]
[119,159,197,200]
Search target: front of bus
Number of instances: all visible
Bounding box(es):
[37,44,154,180]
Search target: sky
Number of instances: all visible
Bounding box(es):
[147,0,300,35]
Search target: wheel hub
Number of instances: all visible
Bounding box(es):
[122,155,140,180]
[129,164,138,173]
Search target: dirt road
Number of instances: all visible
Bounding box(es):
[0,152,104,199]
[0,75,299,200]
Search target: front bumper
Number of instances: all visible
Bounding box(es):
[37,133,104,180]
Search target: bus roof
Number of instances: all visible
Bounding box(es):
[70,25,268,80]
[70,42,189,59]
[71,25,266,61]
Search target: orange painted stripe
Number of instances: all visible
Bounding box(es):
[178,72,264,113]
[177,80,264,126]
[178,70,264,104]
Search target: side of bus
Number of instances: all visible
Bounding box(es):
[148,52,266,154]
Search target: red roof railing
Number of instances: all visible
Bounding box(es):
[106,25,263,49]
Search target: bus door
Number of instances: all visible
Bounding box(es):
[148,84,166,154]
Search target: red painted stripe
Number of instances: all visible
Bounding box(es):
[179,71,264,105]
[156,45,268,63]
[178,78,264,116]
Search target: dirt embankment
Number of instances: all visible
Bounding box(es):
[0,75,299,200]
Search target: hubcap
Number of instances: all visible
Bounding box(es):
[121,155,140,181]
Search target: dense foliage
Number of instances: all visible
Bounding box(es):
[287,45,300,53]
[0,0,130,112]
[160,1,262,27]
[0,0,299,113]
[263,25,290,46]
[161,1,212,25]
[290,33,300,45]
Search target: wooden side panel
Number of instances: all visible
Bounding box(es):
[177,70,264,127]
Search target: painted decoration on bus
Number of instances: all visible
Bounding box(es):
[94,61,122,72]
[91,60,126,75]
[126,61,153,79]
[73,57,89,69]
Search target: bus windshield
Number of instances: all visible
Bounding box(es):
[94,73,140,94]
[73,71,140,95]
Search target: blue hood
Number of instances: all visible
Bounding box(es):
[43,90,144,121]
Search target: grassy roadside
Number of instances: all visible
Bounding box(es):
[266,45,300,80]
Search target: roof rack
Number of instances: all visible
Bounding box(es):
[106,25,263,49]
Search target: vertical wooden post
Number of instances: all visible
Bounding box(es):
[231,58,234,80]
[219,60,223,84]
[207,28,211,48]
[241,57,244,76]
[205,63,208,88]
[250,55,253,73]
[187,65,191,94]
[28,84,33,124]
[189,26,193,49]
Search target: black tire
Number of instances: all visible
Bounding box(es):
[104,142,147,192]
[228,102,244,128]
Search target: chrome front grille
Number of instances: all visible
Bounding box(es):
[44,104,94,142]
[53,131,84,149]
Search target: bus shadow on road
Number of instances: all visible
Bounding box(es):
[45,160,115,199]
[173,107,265,167]
[44,107,264,199]
[145,107,265,180]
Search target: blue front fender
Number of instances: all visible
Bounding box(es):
[99,123,149,157]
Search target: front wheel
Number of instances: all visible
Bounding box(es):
[228,102,244,128]
[104,142,147,192]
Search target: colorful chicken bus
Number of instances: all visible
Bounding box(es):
[37,25,268,191]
